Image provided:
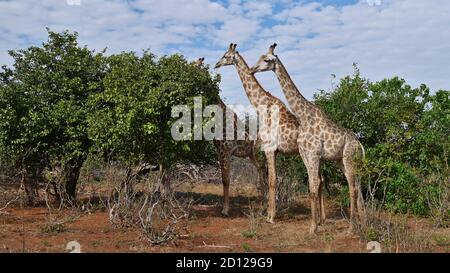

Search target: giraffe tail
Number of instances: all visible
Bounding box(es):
[358,140,366,160]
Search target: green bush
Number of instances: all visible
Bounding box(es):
[88,52,220,173]
[313,66,448,217]
[0,30,221,202]
[361,153,431,215]
[0,29,106,202]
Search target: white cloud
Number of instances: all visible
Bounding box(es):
[246,0,450,103]
[242,1,273,18]
[0,0,449,110]
[211,17,261,45]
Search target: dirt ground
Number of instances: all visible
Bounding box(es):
[0,182,448,253]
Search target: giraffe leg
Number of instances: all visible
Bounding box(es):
[335,159,355,231]
[298,146,324,228]
[219,153,231,217]
[319,176,326,225]
[265,151,276,224]
[305,156,321,234]
[342,157,358,233]
[345,141,366,223]
[250,153,266,200]
[343,141,367,232]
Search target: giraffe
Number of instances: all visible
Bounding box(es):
[214,44,301,224]
[193,57,205,67]
[192,57,264,216]
[250,44,366,232]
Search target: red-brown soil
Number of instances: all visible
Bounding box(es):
[0,182,448,253]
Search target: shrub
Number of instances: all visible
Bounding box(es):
[0,29,106,203]
[314,65,448,217]
[88,52,220,181]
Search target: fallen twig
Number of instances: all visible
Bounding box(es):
[198,241,233,250]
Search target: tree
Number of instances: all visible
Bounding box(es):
[314,65,447,215]
[87,52,220,182]
[314,65,431,148]
[413,90,449,173]
[0,29,106,203]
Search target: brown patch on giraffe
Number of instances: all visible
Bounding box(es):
[290,132,296,139]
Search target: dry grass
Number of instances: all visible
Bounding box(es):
[241,200,265,239]
[353,206,437,253]
[426,174,449,228]
[106,164,193,245]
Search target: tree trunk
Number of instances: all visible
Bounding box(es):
[158,164,172,197]
[120,167,135,197]
[62,158,85,202]
[23,175,39,206]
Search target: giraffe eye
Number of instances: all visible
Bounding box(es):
[264,59,270,63]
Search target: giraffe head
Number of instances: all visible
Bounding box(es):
[193,57,205,67]
[250,43,278,74]
[214,43,238,69]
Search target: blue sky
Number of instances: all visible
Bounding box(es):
[0,0,449,109]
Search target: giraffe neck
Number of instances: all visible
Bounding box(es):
[217,97,228,112]
[274,59,312,120]
[234,53,271,108]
